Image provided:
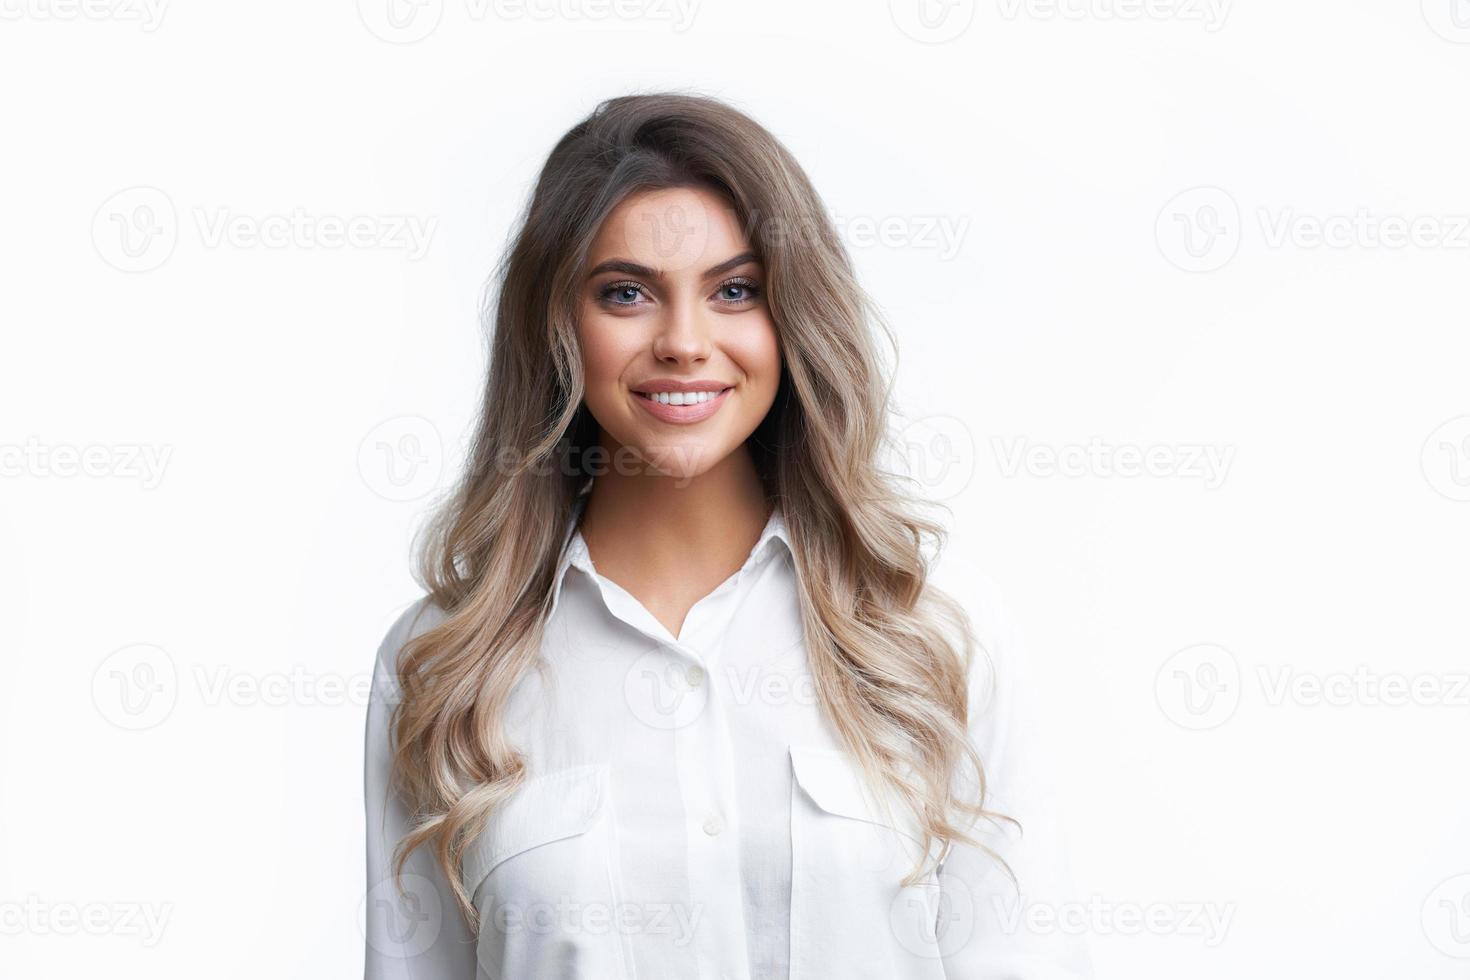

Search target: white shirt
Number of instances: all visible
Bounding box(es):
[364,500,1093,979]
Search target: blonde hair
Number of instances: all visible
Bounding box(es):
[391,90,1009,928]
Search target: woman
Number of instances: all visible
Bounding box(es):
[364,92,1090,979]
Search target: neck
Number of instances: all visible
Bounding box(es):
[577,442,771,579]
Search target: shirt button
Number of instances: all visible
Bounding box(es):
[702,814,725,836]
[686,665,706,688]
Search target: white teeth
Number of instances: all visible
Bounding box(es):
[649,390,718,405]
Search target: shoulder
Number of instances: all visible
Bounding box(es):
[369,595,450,699]
[380,595,449,654]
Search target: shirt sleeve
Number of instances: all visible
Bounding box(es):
[363,598,480,980]
[938,578,1095,979]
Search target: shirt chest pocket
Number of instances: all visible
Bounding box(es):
[788,744,949,980]
[462,763,636,980]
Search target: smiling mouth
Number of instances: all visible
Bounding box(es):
[629,385,735,425]
[632,387,734,406]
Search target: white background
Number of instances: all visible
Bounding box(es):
[3,0,1469,977]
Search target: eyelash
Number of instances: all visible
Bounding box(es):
[598,277,763,309]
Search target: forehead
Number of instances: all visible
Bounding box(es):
[587,185,755,274]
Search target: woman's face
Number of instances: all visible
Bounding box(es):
[576,185,780,483]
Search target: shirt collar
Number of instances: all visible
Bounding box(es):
[547,495,792,621]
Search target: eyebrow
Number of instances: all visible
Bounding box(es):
[585,251,761,281]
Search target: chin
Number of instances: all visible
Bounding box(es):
[631,438,725,481]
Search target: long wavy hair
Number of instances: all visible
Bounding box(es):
[391,90,1009,929]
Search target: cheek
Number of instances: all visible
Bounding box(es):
[577,312,634,386]
[731,316,782,395]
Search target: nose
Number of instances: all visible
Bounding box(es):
[650,294,712,366]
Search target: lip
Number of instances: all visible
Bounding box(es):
[631,384,734,425]
[630,378,734,394]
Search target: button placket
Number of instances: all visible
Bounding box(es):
[670,622,752,980]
